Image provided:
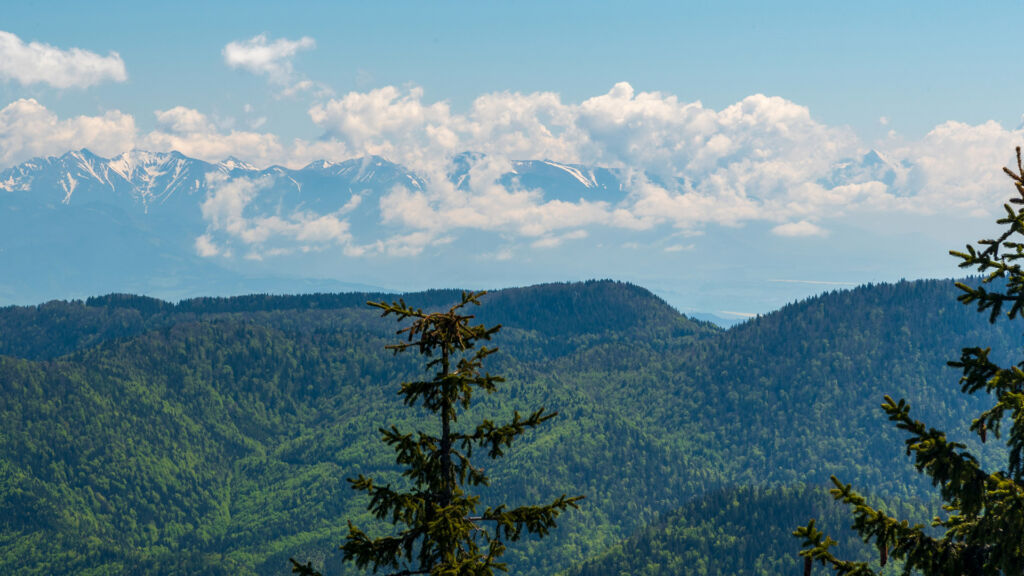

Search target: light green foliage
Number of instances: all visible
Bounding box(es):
[796,149,1024,575]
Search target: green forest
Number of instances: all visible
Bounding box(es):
[0,278,1018,575]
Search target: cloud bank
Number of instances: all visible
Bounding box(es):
[0,30,126,88]
[1,83,1021,257]
[198,173,353,260]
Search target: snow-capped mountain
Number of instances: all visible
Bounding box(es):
[0,147,909,307]
[0,149,628,304]
[0,149,210,210]
[0,149,629,230]
[819,149,906,190]
[0,150,431,212]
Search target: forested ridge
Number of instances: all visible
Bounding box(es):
[0,278,1017,575]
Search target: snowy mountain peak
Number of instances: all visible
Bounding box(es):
[861,149,888,167]
[308,159,337,170]
[218,156,257,172]
[108,150,170,180]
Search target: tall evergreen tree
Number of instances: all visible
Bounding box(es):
[794,149,1024,575]
[292,291,581,576]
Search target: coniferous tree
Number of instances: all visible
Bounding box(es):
[292,291,582,576]
[794,149,1024,575]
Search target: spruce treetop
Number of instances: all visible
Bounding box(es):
[293,291,581,576]
[795,148,1024,575]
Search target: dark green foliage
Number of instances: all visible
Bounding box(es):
[0,278,1021,575]
[567,485,921,576]
[796,149,1024,575]
[293,292,581,576]
[474,279,716,339]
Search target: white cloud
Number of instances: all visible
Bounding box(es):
[0,30,126,89]
[531,229,588,249]
[309,86,457,169]
[0,98,135,166]
[886,120,1019,216]
[197,173,353,259]
[144,106,284,166]
[771,220,827,237]
[154,106,216,134]
[223,34,317,94]
[305,82,864,247]
[377,154,614,242]
[297,82,1024,252]
[664,244,694,252]
[5,83,1024,258]
[0,100,294,170]
[194,234,220,257]
[345,231,453,258]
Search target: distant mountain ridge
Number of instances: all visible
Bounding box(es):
[0,149,425,212]
[0,148,654,305]
[0,147,906,311]
[0,149,629,212]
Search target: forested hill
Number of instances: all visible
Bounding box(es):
[0,278,1019,575]
[0,280,707,361]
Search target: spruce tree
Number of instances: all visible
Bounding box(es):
[292,291,582,576]
[794,149,1024,575]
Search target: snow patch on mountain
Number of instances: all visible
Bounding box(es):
[218,157,258,172]
[541,160,598,189]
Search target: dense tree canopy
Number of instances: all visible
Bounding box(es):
[1,278,1022,575]
[796,149,1024,575]
[292,292,582,576]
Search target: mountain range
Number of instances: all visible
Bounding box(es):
[0,148,904,314]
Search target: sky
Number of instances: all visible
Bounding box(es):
[2,1,1024,318]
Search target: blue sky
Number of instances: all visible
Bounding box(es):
[2,1,1023,317]
[4,1,1018,140]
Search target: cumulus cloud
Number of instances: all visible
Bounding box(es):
[4,83,1024,257]
[886,120,1019,215]
[305,81,1024,251]
[154,106,216,134]
[197,173,352,259]
[223,34,317,94]
[0,98,135,166]
[309,86,457,169]
[310,82,854,178]
[143,106,284,165]
[378,155,614,241]
[0,30,127,89]
[306,82,867,245]
[0,100,292,169]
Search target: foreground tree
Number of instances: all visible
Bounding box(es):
[292,291,581,576]
[794,149,1024,575]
